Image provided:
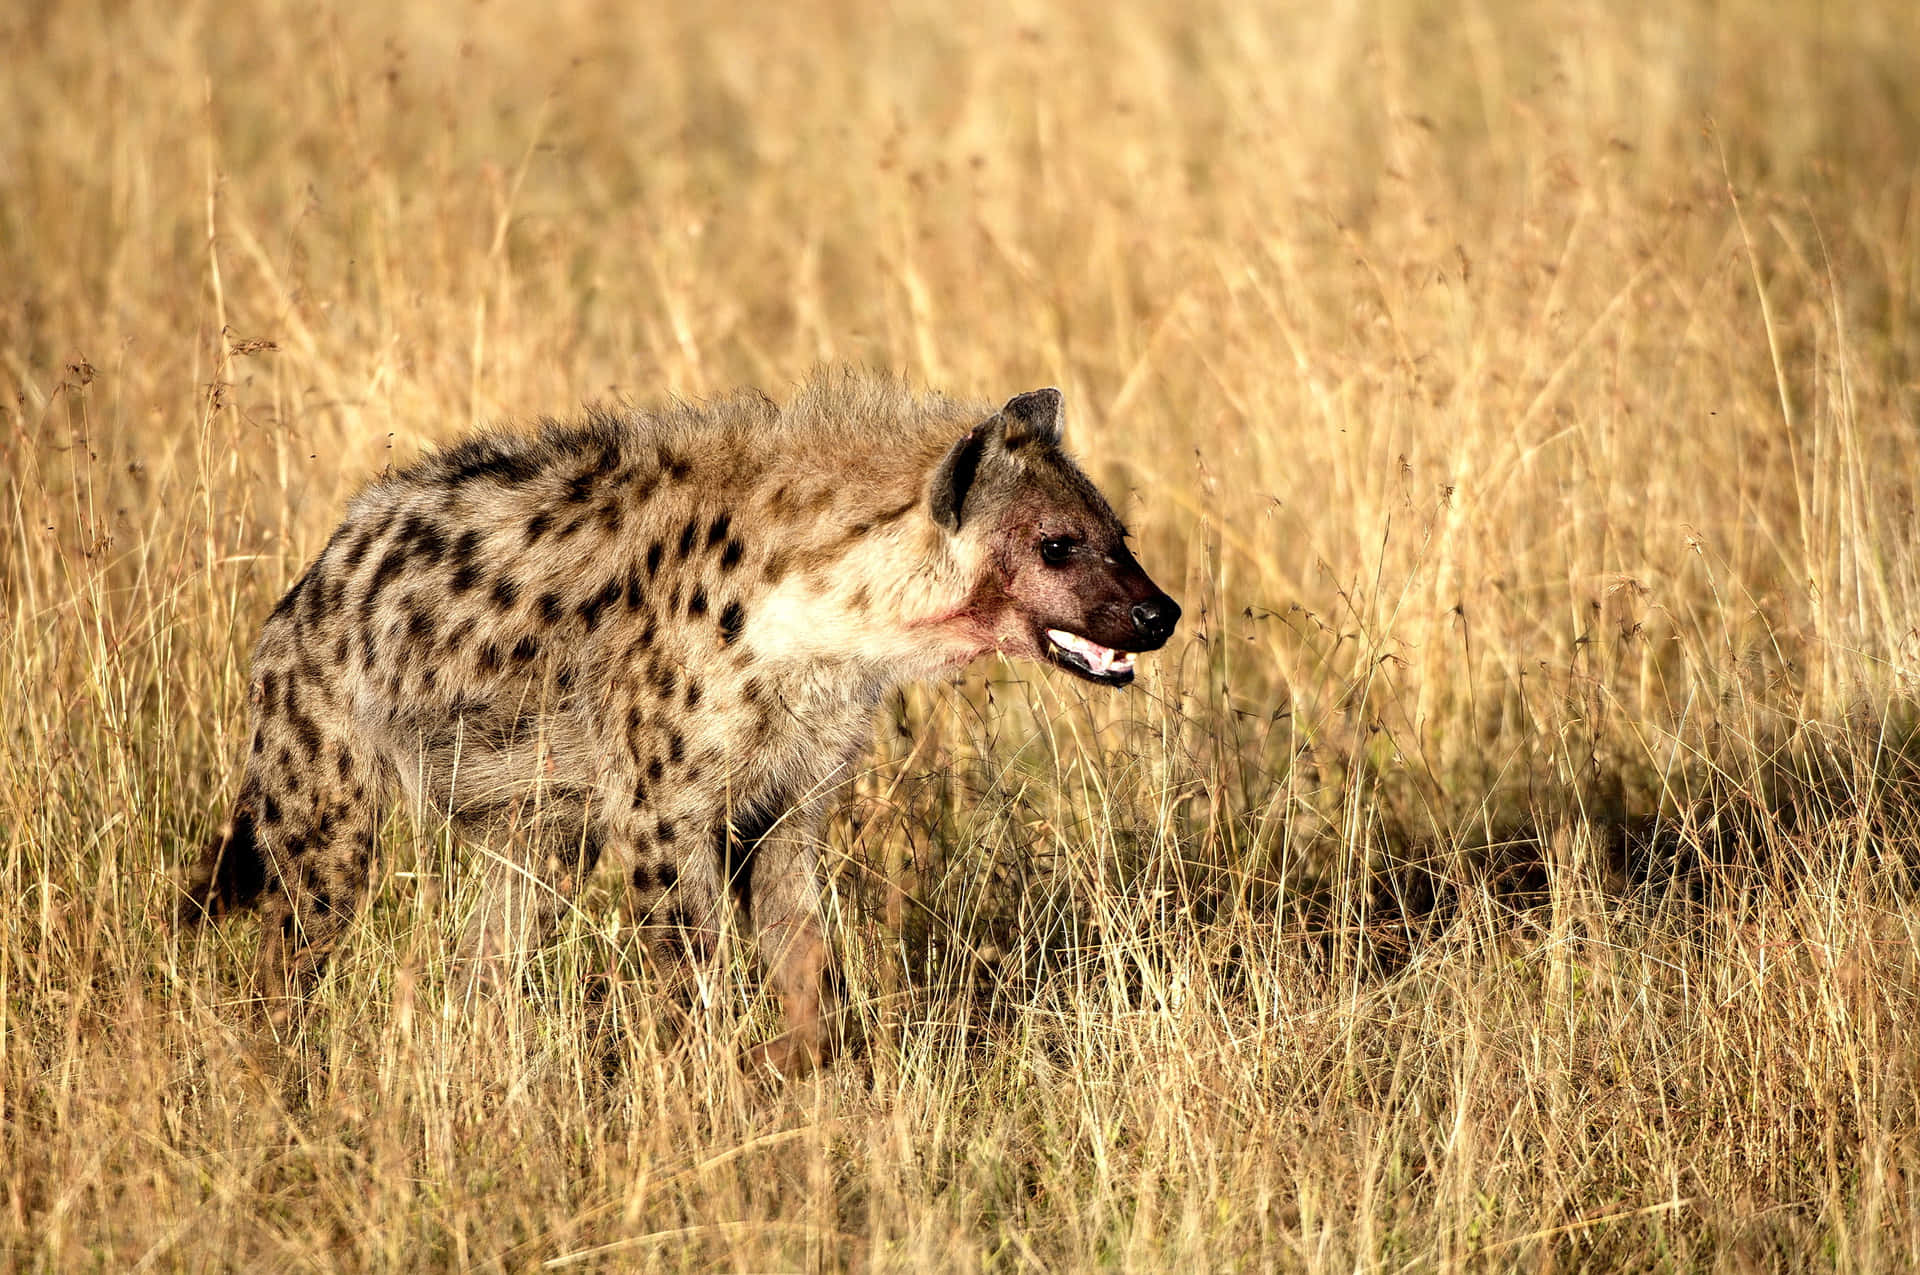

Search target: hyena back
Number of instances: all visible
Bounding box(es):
[181,373,1179,1074]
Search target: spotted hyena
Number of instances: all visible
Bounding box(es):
[180,373,1179,1074]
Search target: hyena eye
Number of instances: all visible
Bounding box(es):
[1039,536,1076,566]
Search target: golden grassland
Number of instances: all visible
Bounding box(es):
[6,0,1920,1268]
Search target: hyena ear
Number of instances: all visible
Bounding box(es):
[929,424,990,533]
[929,388,1063,532]
[999,388,1063,449]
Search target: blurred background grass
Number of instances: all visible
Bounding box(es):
[5,0,1920,1268]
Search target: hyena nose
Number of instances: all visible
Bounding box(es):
[1130,596,1180,646]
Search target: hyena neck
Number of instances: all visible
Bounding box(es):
[748,526,990,689]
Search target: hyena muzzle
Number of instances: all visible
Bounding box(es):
[179,374,1179,1075]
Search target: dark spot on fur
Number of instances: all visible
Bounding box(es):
[563,470,596,504]
[706,512,731,548]
[652,660,677,699]
[287,696,323,758]
[363,547,409,614]
[525,511,551,544]
[442,439,543,485]
[512,634,540,664]
[448,530,484,592]
[719,539,744,572]
[656,861,678,888]
[420,666,438,692]
[406,603,436,645]
[761,551,790,585]
[676,516,698,559]
[848,583,871,611]
[251,731,265,756]
[537,592,563,625]
[591,437,622,474]
[556,517,584,540]
[656,820,676,843]
[478,642,502,675]
[667,730,684,765]
[491,575,520,610]
[298,568,329,630]
[647,757,664,782]
[332,634,349,665]
[337,751,354,781]
[631,864,653,891]
[625,461,660,500]
[342,527,376,574]
[656,444,691,482]
[277,746,295,772]
[625,568,645,609]
[443,617,476,654]
[719,600,746,645]
[645,540,664,577]
[579,578,622,631]
[687,586,707,618]
[261,793,283,825]
[684,678,702,708]
[402,514,447,565]
[474,637,510,675]
[631,779,647,809]
[597,501,624,533]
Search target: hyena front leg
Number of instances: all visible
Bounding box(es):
[736,827,840,1078]
[745,850,837,1077]
[620,805,835,1073]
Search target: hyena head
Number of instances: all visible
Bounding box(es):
[929,388,1180,687]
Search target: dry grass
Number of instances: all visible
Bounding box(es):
[6,0,1920,1268]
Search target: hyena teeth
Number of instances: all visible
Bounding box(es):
[1046,628,1136,676]
[182,373,1179,1078]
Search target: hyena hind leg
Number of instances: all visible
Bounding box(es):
[237,745,388,1023]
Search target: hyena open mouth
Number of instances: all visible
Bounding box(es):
[1044,628,1138,686]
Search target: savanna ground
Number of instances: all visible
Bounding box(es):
[6,0,1920,1269]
